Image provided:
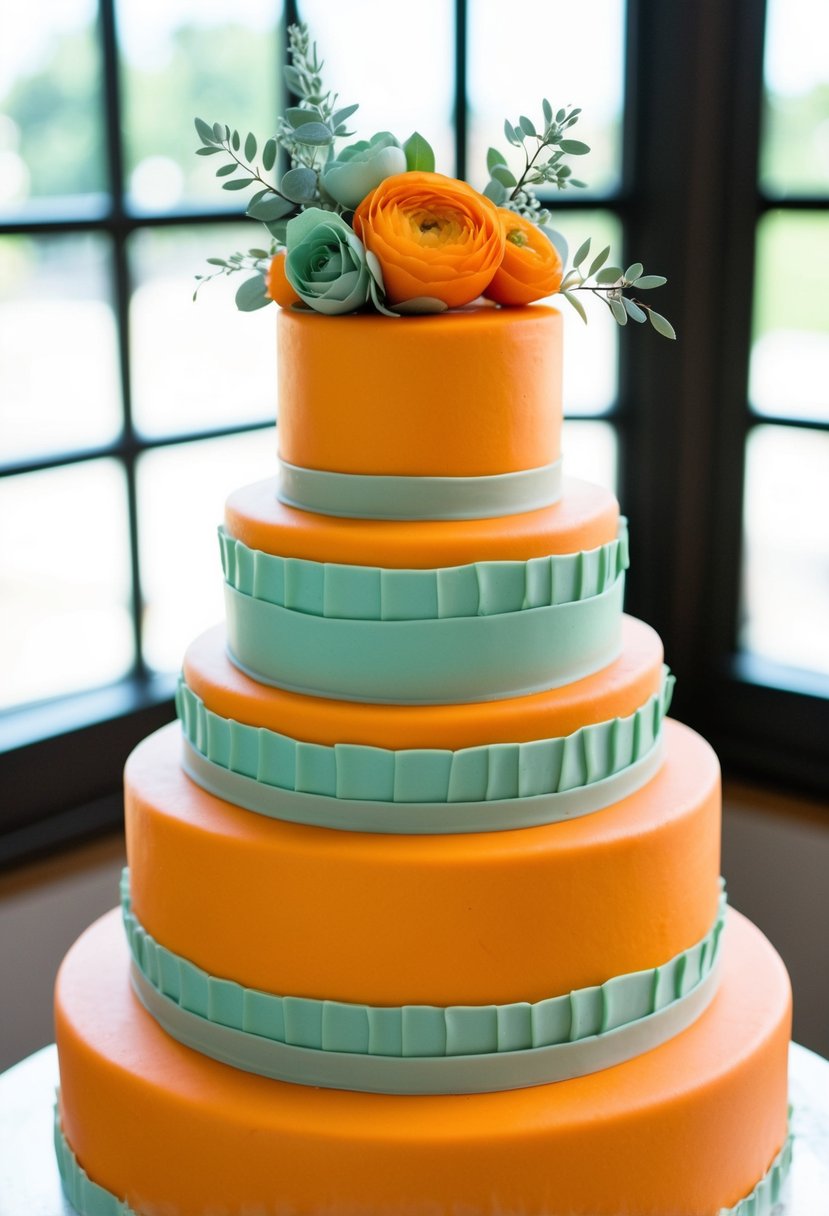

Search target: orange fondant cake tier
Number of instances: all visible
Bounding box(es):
[55,907,791,1216]
[125,718,720,1007]
[277,303,562,477]
[184,616,664,749]
[225,475,618,567]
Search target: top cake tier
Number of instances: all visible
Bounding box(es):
[277,304,562,492]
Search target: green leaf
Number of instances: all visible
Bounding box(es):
[589,246,610,276]
[285,107,323,128]
[504,119,521,147]
[491,164,517,188]
[266,219,289,243]
[483,178,507,205]
[223,177,256,190]
[559,139,590,155]
[216,163,237,177]
[561,290,588,323]
[573,238,591,269]
[284,65,303,94]
[610,298,628,325]
[403,131,435,172]
[648,310,677,339]
[245,132,257,161]
[262,139,277,172]
[633,274,667,289]
[248,248,269,258]
[292,122,333,146]
[231,130,240,151]
[542,98,553,125]
[280,166,317,203]
[195,146,222,156]
[332,103,359,127]
[596,266,623,285]
[570,179,588,189]
[541,226,568,265]
[622,297,647,323]
[519,115,536,137]
[194,117,216,144]
[624,262,644,282]
[212,122,228,142]
[205,257,228,266]
[247,193,295,221]
[487,146,507,173]
[556,108,566,123]
[235,274,271,312]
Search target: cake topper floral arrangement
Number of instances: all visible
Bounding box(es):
[194,23,675,338]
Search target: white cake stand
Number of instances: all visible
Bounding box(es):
[0,1043,826,1214]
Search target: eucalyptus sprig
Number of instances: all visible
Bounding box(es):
[559,238,676,338]
[192,247,276,311]
[484,101,589,217]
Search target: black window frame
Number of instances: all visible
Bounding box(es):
[1,0,827,870]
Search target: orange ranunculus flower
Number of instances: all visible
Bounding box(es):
[484,210,564,306]
[266,251,301,308]
[353,171,506,310]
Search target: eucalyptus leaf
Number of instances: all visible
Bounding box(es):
[504,119,521,147]
[206,257,228,266]
[519,115,536,137]
[561,290,588,324]
[195,146,222,156]
[491,164,517,188]
[570,179,588,188]
[573,238,591,269]
[194,117,215,145]
[245,132,257,161]
[262,139,277,172]
[589,246,610,276]
[542,98,553,125]
[284,65,303,94]
[596,266,623,285]
[231,130,240,151]
[393,297,449,315]
[235,274,271,312]
[280,166,317,203]
[293,122,333,146]
[247,193,295,221]
[332,103,359,127]
[403,131,435,172]
[266,219,290,243]
[216,163,237,177]
[610,298,628,325]
[248,248,269,258]
[633,274,667,289]
[623,297,647,323]
[625,262,644,282]
[286,107,323,128]
[483,178,507,205]
[487,146,507,172]
[247,188,271,207]
[556,108,565,123]
[648,310,677,339]
[559,139,590,155]
[212,122,228,143]
[223,177,255,190]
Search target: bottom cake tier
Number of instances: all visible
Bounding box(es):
[55,906,790,1216]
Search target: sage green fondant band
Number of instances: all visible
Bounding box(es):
[219,520,629,621]
[54,1108,794,1216]
[176,667,672,812]
[130,953,721,1095]
[224,573,625,704]
[122,875,726,1093]
[181,734,666,833]
[277,457,563,520]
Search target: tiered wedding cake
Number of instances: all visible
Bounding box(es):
[53,303,791,1215]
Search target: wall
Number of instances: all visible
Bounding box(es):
[1,784,827,1073]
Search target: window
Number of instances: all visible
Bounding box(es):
[1,0,826,865]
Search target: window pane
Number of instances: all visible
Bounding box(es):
[749,211,829,421]
[0,234,121,464]
[740,425,829,677]
[760,0,829,197]
[545,210,622,416]
[0,459,134,710]
[468,0,625,198]
[0,0,106,216]
[562,420,618,495]
[129,225,276,437]
[298,0,455,172]
[116,0,282,213]
[138,429,275,673]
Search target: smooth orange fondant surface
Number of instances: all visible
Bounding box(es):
[225,475,619,567]
[55,908,791,1216]
[184,616,664,749]
[125,719,720,1007]
[277,304,562,476]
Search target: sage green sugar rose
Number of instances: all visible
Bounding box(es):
[321,132,407,211]
[284,208,384,316]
